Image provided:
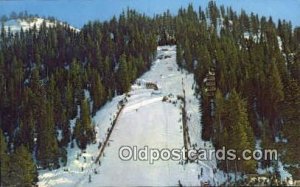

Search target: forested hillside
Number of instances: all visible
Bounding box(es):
[0,9,157,185]
[0,2,299,186]
[175,2,300,181]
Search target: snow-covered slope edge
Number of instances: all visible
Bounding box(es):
[38,46,226,187]
[1,17,80,33]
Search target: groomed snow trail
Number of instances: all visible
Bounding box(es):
[38,46,225,187]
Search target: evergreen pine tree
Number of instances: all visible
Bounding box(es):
[201,91,213,141]
[7,145,37,186]
[213,89,225,147]
[225,90,256,173]
[92,73,105,114]
[118,54,130,93]
[65,80,76,118]
[74,99,95,150]
[36,102,59,169]
[281,80,300,168]
[264,61,284,136]
[176,44,183,67]
[0,129,9,186]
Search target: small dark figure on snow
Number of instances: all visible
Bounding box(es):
[89,175,92,183]
[178,180,182,187]
[213,168,217,174]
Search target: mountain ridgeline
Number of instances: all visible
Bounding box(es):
[0,2,300,186]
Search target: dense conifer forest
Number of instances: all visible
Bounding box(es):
[0,9,157,185]
[175,2,300,181]
[0,2,299,186]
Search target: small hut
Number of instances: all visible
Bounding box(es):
[203,69,216,97]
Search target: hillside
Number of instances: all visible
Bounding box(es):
[1,17,80,33]
[0,2,299,187]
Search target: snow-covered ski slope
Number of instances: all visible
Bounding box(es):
[39,46,226,187]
